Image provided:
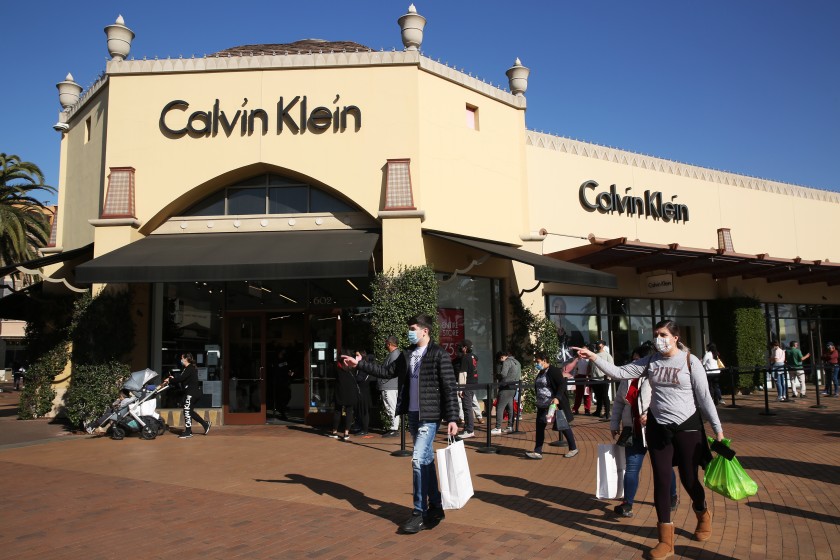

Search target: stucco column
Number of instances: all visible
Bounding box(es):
[380,214,426,269]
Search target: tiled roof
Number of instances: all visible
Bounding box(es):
[212,39,373,57]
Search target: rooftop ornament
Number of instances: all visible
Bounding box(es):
[56,73,82,110]
[398,4,426,51]
[506,58,530,97]
[104,15,135,61]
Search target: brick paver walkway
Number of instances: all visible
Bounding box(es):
[1,384,838,559]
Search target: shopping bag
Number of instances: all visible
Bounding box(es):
[596,443,625,499]
[436,437,474,509]
[703,438,758,501]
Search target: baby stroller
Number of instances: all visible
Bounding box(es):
[86,369,169,440]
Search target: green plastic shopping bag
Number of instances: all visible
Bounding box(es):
[703,437,758,501]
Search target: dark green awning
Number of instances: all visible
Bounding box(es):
[75,230,379,284]
[425,231,617,289]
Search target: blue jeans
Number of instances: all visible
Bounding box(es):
[624,436,677,505]
[771,362,786,399]
[830,365,840,395]
[408,411,441,514]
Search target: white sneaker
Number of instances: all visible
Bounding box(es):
[503,426,513,433]
[564,449,579,458]
[525,451,543,460]
[490,428,502,435]
[458,431,475,439]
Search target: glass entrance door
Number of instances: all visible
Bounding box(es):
[307,312,341,417]
[225,313,265,424]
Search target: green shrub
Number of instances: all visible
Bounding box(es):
[708,297,766,393]
[18,344,68,419]
[63,361,130,428]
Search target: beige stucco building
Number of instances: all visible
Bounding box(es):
[26,9,840,423]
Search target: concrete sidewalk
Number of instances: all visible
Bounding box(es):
[1,387,839,559]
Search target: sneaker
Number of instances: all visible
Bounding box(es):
[340,435,351,442]
[525,451,543,460]
[204,422,212,435]
[564,449,579,458]
[670,494,679,513]
[381,431,398,438]
[401,511,425,534]
[614,502,634,517]
[179,432,193,439]
[329,432,341,439]
[424,505,445,529]
[458,431,475,439]
[584,410,591,415]
[503,426,513,433]
[490,427,502,435]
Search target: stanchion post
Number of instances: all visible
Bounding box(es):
[391,414,412,457]
[476,382,498,454]
[727,367,740,408]
[812,363,827,409]
[509,380,524,434]
[759,365,775,416]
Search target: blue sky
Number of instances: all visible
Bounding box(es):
[2,1,838,202]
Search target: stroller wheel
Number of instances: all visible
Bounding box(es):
[141,425,157,440]
[111,426,126,440]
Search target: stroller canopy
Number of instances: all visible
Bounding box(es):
[123,369,159,391]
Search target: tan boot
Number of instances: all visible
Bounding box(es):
[694,508,712,541]
[648,522,674,559]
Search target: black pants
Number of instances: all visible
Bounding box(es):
[593,382,611,418]
[332,405,355,434]
[183,394,207,434]
[534,406,576,454]
[647,416,707,523]
[461,390,474,432]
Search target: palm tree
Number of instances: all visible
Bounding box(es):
[0,153,57,285]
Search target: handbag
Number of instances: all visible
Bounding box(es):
[616,426,634,447]
[703,437,757,501]
[436,437,474,509]
[554,409,570,431]
[596,443,625,499]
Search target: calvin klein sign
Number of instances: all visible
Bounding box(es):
[579,180,689,223]
[159,96,361,137]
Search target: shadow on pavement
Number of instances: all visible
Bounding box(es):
[478,473,740,560]
[739,456,840,485]
[256,473,404,527]
[747,501,840,525]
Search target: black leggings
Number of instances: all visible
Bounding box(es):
[332,405,355,434]
[534,407,576,454]
[647,416,707,523]
[183,394,207,432]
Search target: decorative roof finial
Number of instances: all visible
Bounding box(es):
[104,15,135,61]
[506,58,530,97]
[398,5,426,51]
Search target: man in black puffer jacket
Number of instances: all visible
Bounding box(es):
[342,314,459,534]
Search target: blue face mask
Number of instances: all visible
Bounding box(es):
[407,330,419,345]
[534,362,543,371]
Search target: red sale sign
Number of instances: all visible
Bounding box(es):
[437,308,464,360]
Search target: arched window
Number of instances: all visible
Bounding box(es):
[181,174,356,216]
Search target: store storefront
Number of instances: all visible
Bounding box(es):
[24,7,840,422]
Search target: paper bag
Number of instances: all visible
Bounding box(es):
[596,443,626,500]
[436,438,474,509]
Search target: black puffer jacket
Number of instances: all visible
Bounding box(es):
[356,342,459,423]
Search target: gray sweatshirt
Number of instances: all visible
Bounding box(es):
[591,350,722,435]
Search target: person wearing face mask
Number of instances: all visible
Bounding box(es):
[163,353,211,439]
[525,352,578,460]
[341,314,459,534]
[575,320,724,560]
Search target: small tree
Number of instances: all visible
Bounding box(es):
[63,290,136,427]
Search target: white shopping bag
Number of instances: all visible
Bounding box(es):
[436,437,474,509]
[596,443,626,500]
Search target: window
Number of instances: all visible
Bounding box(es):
[465,104,479,130]
[84,117,91,144]
[181,174,358,217]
